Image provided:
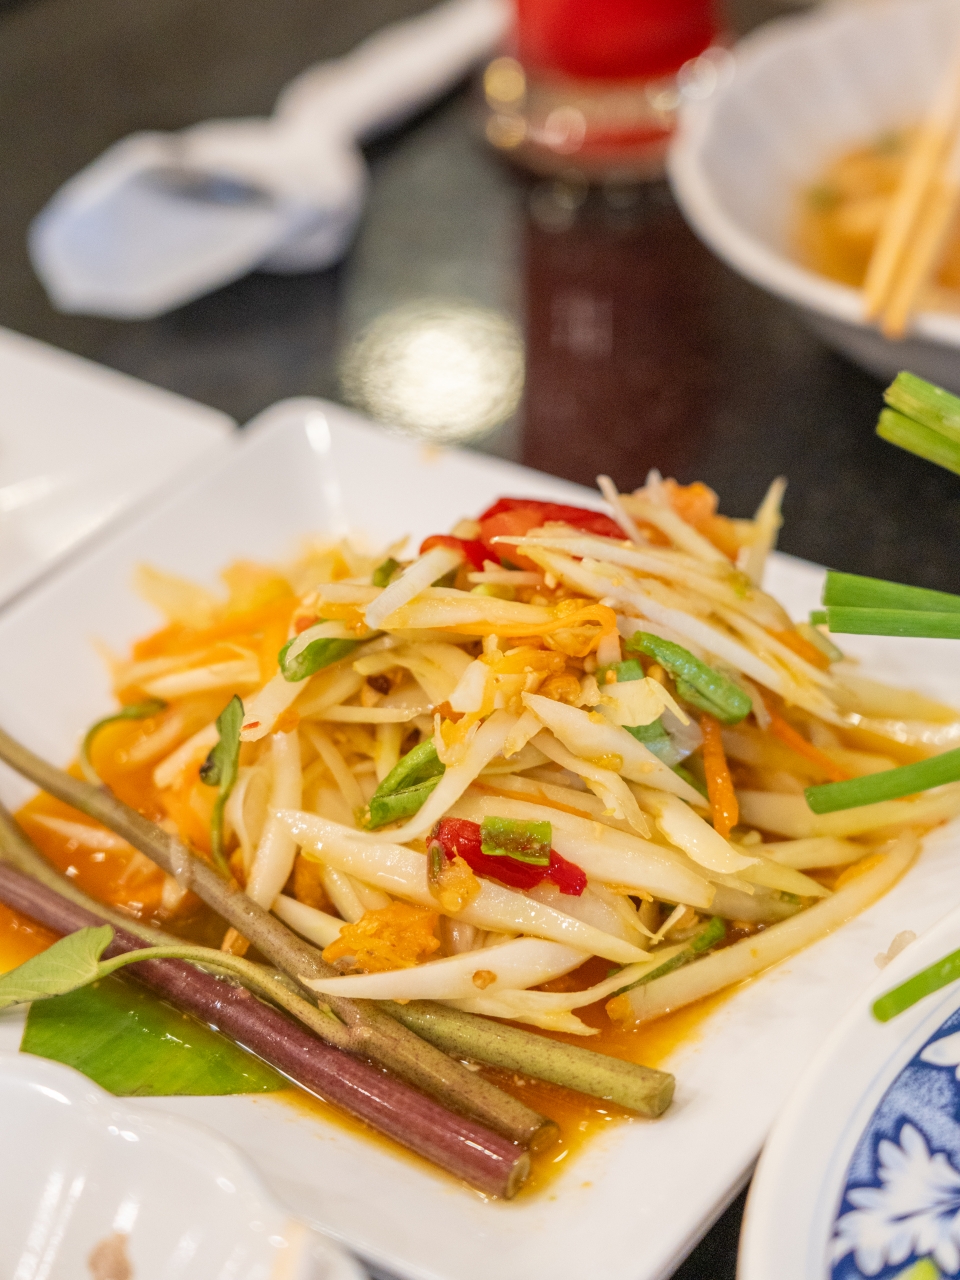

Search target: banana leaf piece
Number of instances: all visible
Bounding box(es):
[21,972,285,1096]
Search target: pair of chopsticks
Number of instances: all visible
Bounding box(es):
[863,38,960,338]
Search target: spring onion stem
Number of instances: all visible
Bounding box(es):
[884,371,960,443]
[820,607,960,639]
[823,571,960,614]
[873,946,960,1022]
[806,749,960,813]
[877,407,960,476]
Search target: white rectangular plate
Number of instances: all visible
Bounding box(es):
[0,396,958,1280]
[0,326,233,606]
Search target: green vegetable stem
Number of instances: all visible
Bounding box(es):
[814,570,960,639]
[877,372,960,476]
[873,944,960,1022]
[806,749,960,814]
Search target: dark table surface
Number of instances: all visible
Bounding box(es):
[3,0,957,1274]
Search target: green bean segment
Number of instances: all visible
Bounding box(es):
[625,632,751,725]
[367,778,442,829]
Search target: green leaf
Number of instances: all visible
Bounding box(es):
[363,738,446,829]
[372,557,400,588]
[80,699,167,784]
[0,925,114,1008]
[200,695,244,873]
[278,630,359,683]
[374,738,445,796]
[806,747,960,813]
[366,777,442,829]
[21,972,284,1096]
[625,632,751,725]
[480,816,552,865]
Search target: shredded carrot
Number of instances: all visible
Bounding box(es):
[765,707,854,783]
[700,713,739,838]
[771,627,831,671]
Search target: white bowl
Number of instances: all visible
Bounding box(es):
[0,1052,364,1280]
[668,0,960,391]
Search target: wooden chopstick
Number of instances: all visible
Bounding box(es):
[881,127,960,336]
[863,36,960,331]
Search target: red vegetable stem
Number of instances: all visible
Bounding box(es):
[0,862,529,1198]
[0,727,552,1151]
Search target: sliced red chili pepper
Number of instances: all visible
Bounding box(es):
[546,850,587,896]
[429,817,585,896]
[477,498,623,541]
[477,498,623,570]
[419,534,488,571]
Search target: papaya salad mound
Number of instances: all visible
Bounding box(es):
[9,470,960,1176]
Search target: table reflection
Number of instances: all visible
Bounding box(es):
[522,179,725,487]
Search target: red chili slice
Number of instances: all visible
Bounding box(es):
[477,498,623,570]
[429,817,586,896]
[546,850,588,896]
[419,534,488,571]
[477,498,623,541]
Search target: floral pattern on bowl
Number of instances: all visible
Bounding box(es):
[831,1009,960,1279]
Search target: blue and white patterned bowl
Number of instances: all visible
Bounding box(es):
[741,902,960,1280]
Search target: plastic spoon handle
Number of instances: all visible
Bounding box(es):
[276,0,509,143]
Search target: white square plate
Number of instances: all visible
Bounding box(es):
[0,326,233,606]
[0,396,958,1280]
